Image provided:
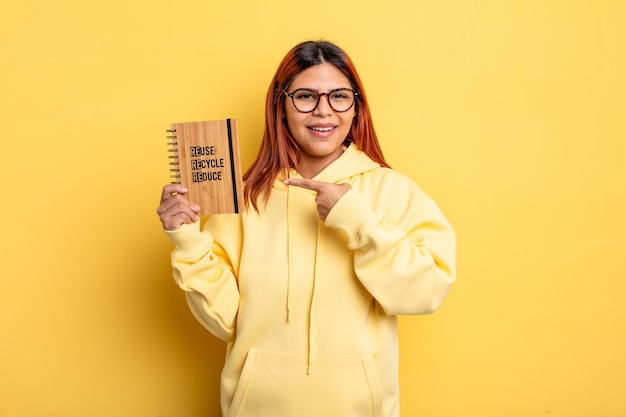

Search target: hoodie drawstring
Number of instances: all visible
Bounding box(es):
[285,175,320,374]
[286,181,294,323]
[307,220,321,374]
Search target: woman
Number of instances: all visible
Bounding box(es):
[157,40,456,417]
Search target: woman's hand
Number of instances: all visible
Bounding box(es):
[284,178,351,221]
[157,184,201,230]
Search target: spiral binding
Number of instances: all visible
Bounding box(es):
[165,129,180,184]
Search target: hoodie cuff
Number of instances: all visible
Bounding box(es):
[325,188,377,246]
[163,221,212,259]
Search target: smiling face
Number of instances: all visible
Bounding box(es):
[284,63,356,178]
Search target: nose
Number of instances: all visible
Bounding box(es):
[313,93,333,115]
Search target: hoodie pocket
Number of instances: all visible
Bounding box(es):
[228,348,384,417]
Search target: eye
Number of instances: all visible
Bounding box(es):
[294,90,317,101]
[330,90,353,101]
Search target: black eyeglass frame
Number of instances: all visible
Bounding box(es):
[284,88,359,113]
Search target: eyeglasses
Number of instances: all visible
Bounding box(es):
[284,88,358,113]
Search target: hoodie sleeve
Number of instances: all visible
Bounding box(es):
[324,171,456,316]
[164,217,242,342]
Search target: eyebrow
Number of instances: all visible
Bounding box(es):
[290,87,352,92]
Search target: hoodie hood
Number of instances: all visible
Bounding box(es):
[274,143,381,188]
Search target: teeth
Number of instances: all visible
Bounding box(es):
[310,126,334,132]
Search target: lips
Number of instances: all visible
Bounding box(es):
[308,125,336,132]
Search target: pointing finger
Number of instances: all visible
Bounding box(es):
[283,178,325,192]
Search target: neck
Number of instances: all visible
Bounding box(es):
[297,162,325,179]
[297,151,343,179]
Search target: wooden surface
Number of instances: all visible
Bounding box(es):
[170,119,244,214]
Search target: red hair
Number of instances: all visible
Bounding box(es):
[243,40,389,211]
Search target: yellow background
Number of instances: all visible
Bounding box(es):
[1,0,624,416]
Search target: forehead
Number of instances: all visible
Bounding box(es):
[290,63,352,89]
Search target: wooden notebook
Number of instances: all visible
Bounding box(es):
[166,119,244,215]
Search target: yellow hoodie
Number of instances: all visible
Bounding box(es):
[165,144,456,417]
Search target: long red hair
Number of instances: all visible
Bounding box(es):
[243,40,389,211]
